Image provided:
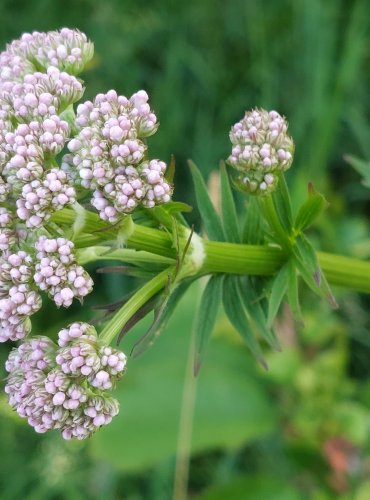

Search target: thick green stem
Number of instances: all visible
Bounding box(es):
[317,252,370,293]
[54,208,370,294]
[99,268,173,344]
[202,241,370,293]
[201,240,285,275]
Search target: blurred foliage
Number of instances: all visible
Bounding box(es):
[0,0,370,498]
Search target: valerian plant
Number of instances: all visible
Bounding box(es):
[0,29,369,440]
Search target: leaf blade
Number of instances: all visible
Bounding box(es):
[222,275,267,369]
[240,277,281,351]
[194,274,224,375]
[267,263,290,327]
[220,163,240,243]
[131,278,195,357]
[293,235,338,308]
[294,183,328,232]
[188,160,225,241]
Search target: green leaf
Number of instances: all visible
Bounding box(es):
[91,284,276,471]
[222,275,267,368]
[239,277,281,351]
[165,201,193,215]
[194,274,224,375]
[267,263,290,327]
[188,160,225,241]
[345,154,370,188]
[116,293,161,344]
[287,260,304,324]
[220,163,240,243]
[131,278,195,357]
[241,197,264,244]
[96,265,155,279]
[293,235,338,308]
[165,154,176,183]
[294,183,328,231]
[77,247,175,267]
[272,174,293,231]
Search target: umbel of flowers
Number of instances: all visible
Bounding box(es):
[5,322,126,439]
[0,236,92,342]
[227,109,294,195]
[0,28,156,438]
[63,89,172,223]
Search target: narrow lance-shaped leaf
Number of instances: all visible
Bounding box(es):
[293,235,338,308]
[116,293,161,344]
[344,154,370,188]
[223,275,267,369]
[131,278,195,358]
[294,182,328,232]
[142,202,192,229]
[194,274,224,375]
[267,263,290,327]
[287,259,304,325]
[220,163,240,243]
[239,277,281,351]
[165,154,176,183]
[96,266,155,278]
[188,160,225,241]
[272,173,294,231]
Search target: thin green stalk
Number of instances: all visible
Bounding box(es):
[99,268,174,344]
[260,195,293,249]
[77,246,176,267]
[173,296,199,500]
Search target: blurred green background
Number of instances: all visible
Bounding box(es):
[1,0,370,498]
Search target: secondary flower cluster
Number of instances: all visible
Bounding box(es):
[227,109,294,195]
[63,89,172,223]
[5,322,126,439]
[0,30,90,232]
[0,235,93,342]
[1,28,93,79]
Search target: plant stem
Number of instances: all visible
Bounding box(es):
[260,195,293,249]
[55,208,370,293]
[173,295,199,500]
[99,268,174,344]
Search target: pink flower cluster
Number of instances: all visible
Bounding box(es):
[228,109,294,195]
[0,30,89,232]
[0,207,15,253]
[34,236,93,307]
[3,28,93,77]
[64,89,172,223]
[0,249,41,342]
[16,168,76,228]
[0,235,93,342]
[5,322,126,439]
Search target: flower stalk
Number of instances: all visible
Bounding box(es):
[99,267,175,345]
[52,207,370,294]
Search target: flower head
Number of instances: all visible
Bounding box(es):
[65,89,172,222]
[33,236,93,307]
[227,109,294,195]
[5,323,127,439]
[4,28,93,76]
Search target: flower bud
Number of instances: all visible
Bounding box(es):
[227,109,294,195]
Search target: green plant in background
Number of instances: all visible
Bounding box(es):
[0,5,368,498]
